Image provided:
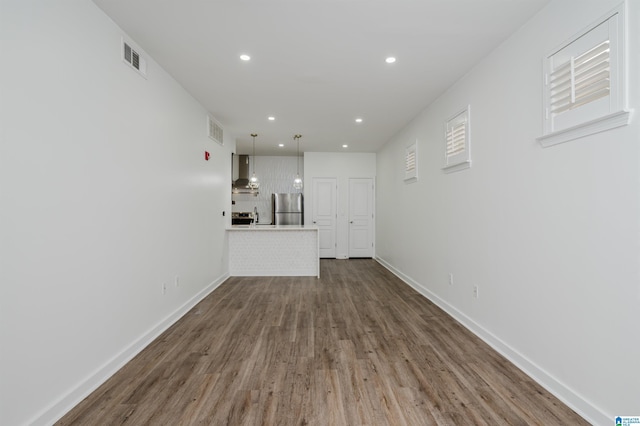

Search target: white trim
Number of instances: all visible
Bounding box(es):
[537,109,632,147]
[442,160,471,173]
[31,273,230,426]
[375,256,609,426]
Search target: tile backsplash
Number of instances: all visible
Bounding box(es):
[233,156,303,224]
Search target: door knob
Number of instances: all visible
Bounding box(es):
[350,221,353,224]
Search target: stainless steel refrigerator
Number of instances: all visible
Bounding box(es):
[272,193,303,225]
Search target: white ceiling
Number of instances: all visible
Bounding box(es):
[92,0,550,155]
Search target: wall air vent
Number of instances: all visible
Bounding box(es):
[208,115,224,145]
[122,39,147,78]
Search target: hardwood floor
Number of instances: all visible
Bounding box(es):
[57,259,588,425]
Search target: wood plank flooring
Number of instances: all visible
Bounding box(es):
[57,259,588,425]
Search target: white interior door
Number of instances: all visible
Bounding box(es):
[348,178,374,258]
[312,178,337,258]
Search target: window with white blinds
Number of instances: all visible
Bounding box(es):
[549,40,610,115]
[443,106,470,173]
[538,5,629,147]
[446,120,466,157]
[404,142,417,182]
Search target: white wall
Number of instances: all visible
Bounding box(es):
[376,1,639,424]
[0,1,232,424]
[304,152,376,258]
[233,156,303,224]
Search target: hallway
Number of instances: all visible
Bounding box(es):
[58,259,587,425]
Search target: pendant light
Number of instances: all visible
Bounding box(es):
[293,134,303,190]
[249,133,260,189]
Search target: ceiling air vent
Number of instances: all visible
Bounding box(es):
[208,115,224,145]
[122,39,147,78]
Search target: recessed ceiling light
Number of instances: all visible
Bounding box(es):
[268,116,275,121]
[342,144,348,148]
[355,118,363,123]
[385,57,396,64]
[240,54,251,61]
[278,143,284,147]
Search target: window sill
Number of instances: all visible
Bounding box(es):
[443,161,471,174]
[537,110,632,148]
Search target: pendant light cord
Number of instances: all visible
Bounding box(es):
[251,133,257,170]
[293,134,303,190]
[249,133,259,190]
[295,134,301,175]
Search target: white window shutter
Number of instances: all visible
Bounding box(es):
[404,142,418,183]
[549,40,610,115]
[443,106,471,173]
[446,120,466,157]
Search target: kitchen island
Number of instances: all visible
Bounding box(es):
[227,225,319,277]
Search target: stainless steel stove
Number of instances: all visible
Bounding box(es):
[231,211,254,225]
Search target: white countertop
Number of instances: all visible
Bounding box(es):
[228,224,318,231]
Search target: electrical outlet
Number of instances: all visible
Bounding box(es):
[175,275,180,288]
[449,273,454,285]
[473,285,479,299]
[162,282,167,295]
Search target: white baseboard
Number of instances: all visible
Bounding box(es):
[375,256,608,426]
[30,272,230,426]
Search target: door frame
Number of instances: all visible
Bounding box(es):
[348,177,375,258]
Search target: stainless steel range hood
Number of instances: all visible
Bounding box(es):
[232,155,258,194]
